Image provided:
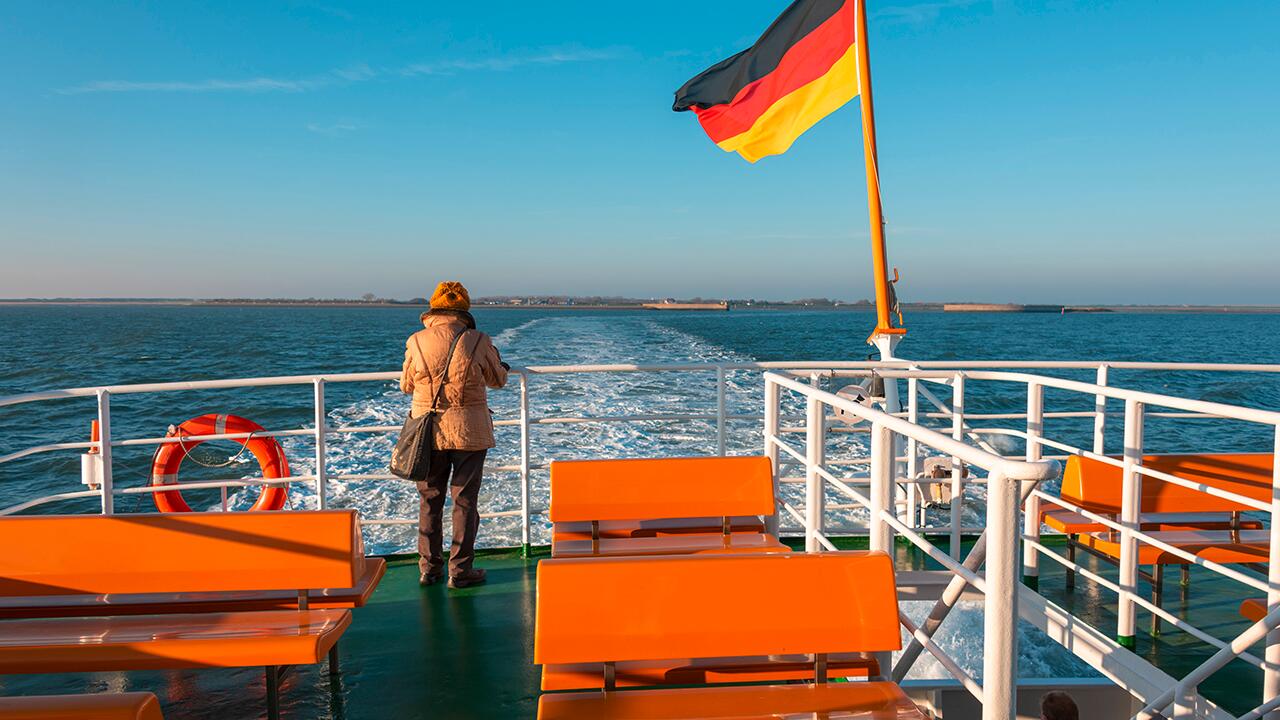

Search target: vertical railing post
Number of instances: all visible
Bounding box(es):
[1117,398,1145,649]
[520,372,532,557]
[96,389,114,515]
[715,366,727,456]
[950,373,965,559]
[805,392,826,552]
[906,377,920,528]
[869,418,895,677]
[1264,425,1280,717]
[982,471,1020,720]
[1093,364,1109,455]
[313,379,328,510]
[763,376,781,537]
[869,421,894,554]
[1022,382,1043,588]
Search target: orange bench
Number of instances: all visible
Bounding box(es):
[0,561,385,620]
[548,456,786,558]
[534,551,925,719]
[1044,454,1271,633]
[0,511,370,719]
[1041,453,1269,536]
[1241,598,1268,623]
[0,692,162,719]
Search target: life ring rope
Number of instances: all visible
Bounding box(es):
[170,425,257,469]
[150,413,290,513]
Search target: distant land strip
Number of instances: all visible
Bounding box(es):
[2,298,1280,314]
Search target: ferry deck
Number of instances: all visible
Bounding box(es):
[1,358,1278,719]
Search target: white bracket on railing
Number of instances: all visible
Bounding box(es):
[313,378,328,510]
[95,389,114,515]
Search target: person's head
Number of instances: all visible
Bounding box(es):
[429,281,470,312]
[1041,691,1079,720]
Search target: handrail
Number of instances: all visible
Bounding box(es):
[764,372,1059,482]
[868,368,1280,425]
[4,358,1280,409]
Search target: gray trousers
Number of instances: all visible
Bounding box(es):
[415,448,486,577]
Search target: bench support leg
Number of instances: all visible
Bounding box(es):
[1150,565,1164,637]
[1180,563,1191,589]
[1065,539,1076,591]
[329,645,341,677]
[265,666,281,720]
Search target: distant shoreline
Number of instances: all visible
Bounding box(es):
[2,299,1279,314]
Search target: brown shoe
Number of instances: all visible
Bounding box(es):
[448,568,487,589]
[419,571,443,587]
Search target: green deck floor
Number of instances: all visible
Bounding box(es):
[0,537,1266,718]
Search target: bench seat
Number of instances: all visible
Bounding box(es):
[0,608,350,674]
[1075,530,1269,566]
[551,532,788,559]
[1041,506,1261,535]
[541,652,879,691]
[0,558,385,620]
[552,516,765,542]
[538,681,928,720]
[0,692,163,720]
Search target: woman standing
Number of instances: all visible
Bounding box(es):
[400,281,508,589]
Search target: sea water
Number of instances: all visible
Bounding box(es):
[2,305,1278,680]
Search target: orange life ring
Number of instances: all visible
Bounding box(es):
[151,414,290,513]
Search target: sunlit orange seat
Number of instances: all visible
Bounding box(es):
[0,558,386,620]
[552,516,765,542]
[1041,508,1260,535]
[0,692,163,720]
[538,682,927,720]
[551,532,787,558]
[534,551,924,719]
[0,510,372,720]
[542,652,879,691]
[1040,453,1271,535]
[0,609,349,673]
[548,456,778,558]
[1241,598,1268,623]
[1075,529,1269,566]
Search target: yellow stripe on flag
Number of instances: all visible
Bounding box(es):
[716,43,860,163]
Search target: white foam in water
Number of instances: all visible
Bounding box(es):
[214,313,1009,546]
[213,313,1091,679]
[217,314,770,551]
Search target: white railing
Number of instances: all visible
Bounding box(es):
[764,370,1060,720]
[763,365,1280,720]
[3,358,1280,719]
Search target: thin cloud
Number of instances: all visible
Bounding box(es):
[876,0,987,24]
[57,77,317,95]
[56,47,623,95]
[399,46,624,77]
[306,122,359,135]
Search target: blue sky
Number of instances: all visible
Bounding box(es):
[1,1,1276,303]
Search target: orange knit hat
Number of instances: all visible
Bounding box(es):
[429,281,471,311]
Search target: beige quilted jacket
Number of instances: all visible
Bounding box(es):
[400,313,508,451]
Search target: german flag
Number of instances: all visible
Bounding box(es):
[673,0,858,163]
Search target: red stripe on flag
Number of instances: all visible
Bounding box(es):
[692,0,855,144]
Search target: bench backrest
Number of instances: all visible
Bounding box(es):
[0,510,365,597]
[534,551,900,665]
[1062,453,1273,514]
[548,456,774,523]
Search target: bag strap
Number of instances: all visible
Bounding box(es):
[428,330,469,412]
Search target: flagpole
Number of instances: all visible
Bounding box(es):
[855,0,906,346]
